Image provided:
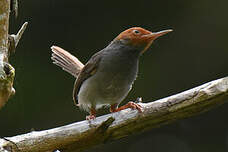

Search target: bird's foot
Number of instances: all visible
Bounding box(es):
[110,101,143,113]
[86,108,96,120]
[126,101,143,112]
[86,114,96,120]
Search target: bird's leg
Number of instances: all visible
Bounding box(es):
[110,102,142,113]
[86,108,96,120]
[110,104,118,113]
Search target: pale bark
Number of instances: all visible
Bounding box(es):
[0,77,228,152]
[0,0,27,109]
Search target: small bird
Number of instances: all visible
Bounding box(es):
[51,27,172,120]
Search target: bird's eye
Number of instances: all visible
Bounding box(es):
[133,30,140,34]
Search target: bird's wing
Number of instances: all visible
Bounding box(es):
[72,51,102,106]
[51,46,84,78]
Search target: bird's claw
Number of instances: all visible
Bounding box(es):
[127,101,143,113]
[86,114,96,120]
[110,101,143,113]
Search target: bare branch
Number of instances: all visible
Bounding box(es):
[0,77,228,152]
[12,22,28,47]
[0,0,10,61]
[0,0,15,109]
[11,22,28,47]
[0,0,27,109]
[8,22,28,54]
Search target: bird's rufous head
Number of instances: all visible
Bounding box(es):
[115,27,172,54]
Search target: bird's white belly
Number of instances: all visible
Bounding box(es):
[78,72,131,112]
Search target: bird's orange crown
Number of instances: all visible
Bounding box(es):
[115,27,172,53]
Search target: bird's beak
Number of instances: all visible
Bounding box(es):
[140,29,172,54]
[146,29,173,41]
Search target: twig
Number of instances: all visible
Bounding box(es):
[0,77,227,152]
[8,22,28,54]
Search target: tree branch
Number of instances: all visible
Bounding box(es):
[0,77,227,152]
[0,0,27,109]
[8,22,28,54]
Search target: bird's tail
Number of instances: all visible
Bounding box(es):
[51,46,84,78]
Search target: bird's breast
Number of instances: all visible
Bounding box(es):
[94,51,139,99]
[78,47,140,110]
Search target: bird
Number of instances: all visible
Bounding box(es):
[51,27,172,120]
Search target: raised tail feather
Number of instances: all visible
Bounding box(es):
[51,46,84,78]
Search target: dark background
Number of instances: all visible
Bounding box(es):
[1,0,228,152]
